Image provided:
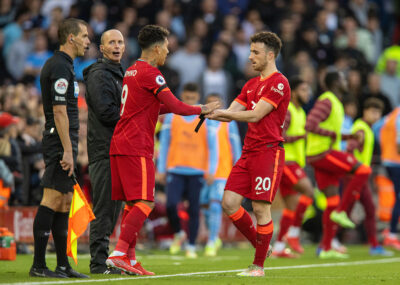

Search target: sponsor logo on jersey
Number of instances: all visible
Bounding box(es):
[156,75,166,85]
[271,84,284,96]
[125,70,137,77]
[54,78,68,95]
[247,89,253,94]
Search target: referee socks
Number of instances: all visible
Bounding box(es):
[33,205,55,268]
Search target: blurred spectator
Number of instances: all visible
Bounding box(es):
[42,6,64,30]
[347,68,363,99]
[348,0,371,28]
[324,0,339,31]
[217,0,249,18]
[0,30,11,84]
[16,116,44,205]
[189,17,213,54]
[23,31,53,90]
[200,51,233,106]
[6,21,34,81]
[379,59,400,108]
[359,72,392,116]
[2,7,30,59]
[0,112,22,205]
[0,0,16,28]
[41,0,74,19]
[168,37,206,90]
[74,43,98,81]
[279,15,298,74]
[198,0,223,40]
[241,9,265,41]
[315,8,335,54]
[232,28,250,73]
[89,2,108,43]
[335,14,375,64]
[297,24,334,66]
[26,0,45,28]
[375,45,400,77]
[158,5,185,42]
[367,14,383,64]
[159,64,180,96]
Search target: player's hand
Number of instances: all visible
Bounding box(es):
[156,172,166,185]
[60,150,74,177]
[205,173,215,185]
[205,109,227,120]
[201,101,220,115]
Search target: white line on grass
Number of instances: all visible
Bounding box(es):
[3,257,400,285]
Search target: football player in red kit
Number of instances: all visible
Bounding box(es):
[105,25,219,275]
[207,31,290,277]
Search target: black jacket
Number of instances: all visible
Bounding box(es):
[84,58,124,164]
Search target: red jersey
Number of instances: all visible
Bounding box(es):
[235,72,290,153]
[110,60,171,158]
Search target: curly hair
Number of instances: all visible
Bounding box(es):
[250,31,282,58]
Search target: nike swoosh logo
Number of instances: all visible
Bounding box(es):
[255,192,264,195]
[247,90,253,94]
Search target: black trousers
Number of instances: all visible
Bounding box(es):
[166,173,204,245]
[89,158,122,272]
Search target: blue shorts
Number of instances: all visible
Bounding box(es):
[200,179,226,205]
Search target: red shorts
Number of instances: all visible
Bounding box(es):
[280,162,307,197]
[225,145,285,202]
[310,150,359,190]
[110,155,155,202]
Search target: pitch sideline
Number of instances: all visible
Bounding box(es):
[3,257,400,285]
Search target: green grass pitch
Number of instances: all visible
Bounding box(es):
[1,245,400,284]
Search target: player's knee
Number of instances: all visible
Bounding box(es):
[41,194,63,211]
[221,199,236,215]
[252,202,270,219]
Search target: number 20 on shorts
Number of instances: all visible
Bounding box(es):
[255,176,271,191]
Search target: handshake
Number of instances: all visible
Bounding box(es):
[200,101,230,121]
[195,101,232,132]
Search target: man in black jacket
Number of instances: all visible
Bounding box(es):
[83,29,125,274]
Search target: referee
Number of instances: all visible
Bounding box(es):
[84,29,125,274]
[30,18,90,278]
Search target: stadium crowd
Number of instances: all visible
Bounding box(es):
[0,0,400,255]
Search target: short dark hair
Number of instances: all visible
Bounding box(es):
[324,71,340,90]
[138,25,169,50]
[182,82,199,93]
[250,31,282,58]
[58,18,87,45]
[363,98,384,111]
[289,76,305,91]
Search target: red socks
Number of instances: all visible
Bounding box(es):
[321,195,340,251]
[229,206,257,248]
[293,195,313,227]
[337,165,371,212]
[115,202,152,254]
[277,208,294,241]
[253,221,273,268]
